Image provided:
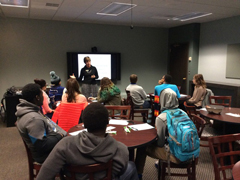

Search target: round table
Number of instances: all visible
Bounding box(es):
[68,121,157,149]
[200,107,240,124]
[200,107,240,134]
[68,121,157,160]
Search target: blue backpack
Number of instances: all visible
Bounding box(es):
[162,108,200,162]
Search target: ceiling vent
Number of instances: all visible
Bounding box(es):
[97,2,137,16]
[168,12,212,21]
[46,3,59,7]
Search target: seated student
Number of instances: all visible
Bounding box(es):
[135,88,181,178]
[96,77,121,106]
[61,78,88,107]
[16,83,65,163]
[49,71,65,102]
[36,103,138,180]
[154,74,180,98]
[34,79,54,118]
[187,74,206,108]
[146,88,181,163]
[126,74,151,108]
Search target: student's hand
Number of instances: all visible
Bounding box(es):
[88,97,96,100]
[158,79,164,85]
[91,75,95,78]
[70,73,76,79]
[158,75,165,84]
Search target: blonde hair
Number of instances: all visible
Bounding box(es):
[194,74,206,88]
[100,77,113,90]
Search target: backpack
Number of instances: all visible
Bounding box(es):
[162,108,200,162]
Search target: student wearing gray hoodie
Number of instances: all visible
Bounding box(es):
[16,83,65,164]
[37,102,138,180]
[135,88,181,178]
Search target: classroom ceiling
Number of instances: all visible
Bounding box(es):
[0,0,240,28]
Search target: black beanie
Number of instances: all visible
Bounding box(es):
[83,102,109,132]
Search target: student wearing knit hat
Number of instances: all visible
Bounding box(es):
[37,102,138,180]
[49,71,65,102]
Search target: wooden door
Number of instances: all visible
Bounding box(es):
[168,43,189,94]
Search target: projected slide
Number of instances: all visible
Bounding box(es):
[78,54,111,80]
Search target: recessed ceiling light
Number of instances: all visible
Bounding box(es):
[0,0,29,8]
[168,12,212,21]
[97,2,137,16]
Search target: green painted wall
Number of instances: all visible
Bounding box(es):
[0,17,168,97]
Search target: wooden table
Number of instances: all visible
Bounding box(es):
[200,107,240,134]
[68,121,157,160]
[232,161,240,180]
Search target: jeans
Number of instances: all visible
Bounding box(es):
[118,161,139,180]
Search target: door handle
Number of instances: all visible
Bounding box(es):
[183,78,186,80]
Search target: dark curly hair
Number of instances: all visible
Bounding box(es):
[82,102,109,132]
[34,79,46,89]
[22,83,41,103]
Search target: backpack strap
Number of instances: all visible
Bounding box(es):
[164,144,171,176]
[168,133,181,146]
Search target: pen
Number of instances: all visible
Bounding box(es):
[129,127,138,131]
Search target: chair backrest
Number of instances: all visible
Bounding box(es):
[208,133,240,180]
[125,90,134,106]
[191,114,206,138]
[125,90,136,118]
[52,103,86,131]
[183,101,197,119]
[105,105,131,119]
[20,136,41,180]
[64,159,113,180]
[202,88,214,107]
[209,96,232,107]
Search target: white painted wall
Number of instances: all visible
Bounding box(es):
[199,16,240,84]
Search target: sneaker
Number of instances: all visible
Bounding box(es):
[155,160,159,169]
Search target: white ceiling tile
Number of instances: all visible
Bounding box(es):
[0,0,240,27]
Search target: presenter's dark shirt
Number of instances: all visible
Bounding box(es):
[78,65,99,84]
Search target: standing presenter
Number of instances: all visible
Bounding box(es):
[70,56,99,98]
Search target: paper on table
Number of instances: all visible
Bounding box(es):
[109,120,129,125]
[69,126,116,136]
[128,123,154,131]
[225,113,240,117]
[106,126,116,131]
[198,108,207,111]
[180,94,188,98]
[69,129,87,136]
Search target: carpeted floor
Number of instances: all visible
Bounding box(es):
[0,117,216,180]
